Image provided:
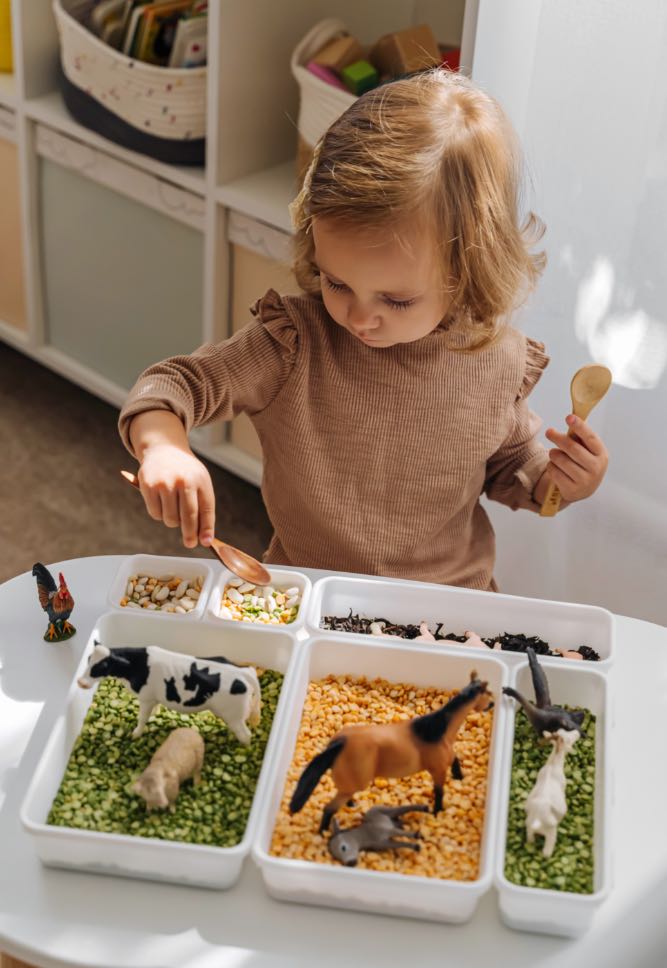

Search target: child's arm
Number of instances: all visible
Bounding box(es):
[118,291,297,547]
[129,410,216,549]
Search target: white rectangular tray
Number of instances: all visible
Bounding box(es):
[20,610,300,890]
[253,636,508,923]
[308,575,615,668]
[206,566,312,636]
[494,659,611,937]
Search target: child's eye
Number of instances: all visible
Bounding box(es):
[324,277,349,294]
[383,296,416,312]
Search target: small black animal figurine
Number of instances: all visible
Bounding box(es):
[502,647,585,735]
[32,562,76,642]
[327,804,430,866]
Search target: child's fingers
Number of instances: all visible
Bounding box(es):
[564,414,606,456]
[179,485,199,549]
[140,483,163,522]
[198,480,216,546]
[548,449,585,485]
[547,461,578,491]
[545,428,597,472]
[159,488,180,529]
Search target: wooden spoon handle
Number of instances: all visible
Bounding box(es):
[539,426,576,517]
[539,479,562,517]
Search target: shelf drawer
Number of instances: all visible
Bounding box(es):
[38,137,205,391]
[228,211,296,461]
[0,131,28,332]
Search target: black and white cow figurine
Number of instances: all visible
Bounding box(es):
[77,643,262,744]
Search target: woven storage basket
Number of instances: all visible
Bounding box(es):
[53,0,206,165]
[291,18,356,179]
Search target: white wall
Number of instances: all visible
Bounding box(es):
[472,0,667,624]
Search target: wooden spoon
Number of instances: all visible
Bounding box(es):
[120,470,271,585]
[540,364,612,517]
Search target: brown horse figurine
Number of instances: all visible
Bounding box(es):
[289,671,494,833]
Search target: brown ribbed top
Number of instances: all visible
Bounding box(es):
[119,290,550,590]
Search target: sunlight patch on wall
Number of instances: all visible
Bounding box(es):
[575,257,667,389]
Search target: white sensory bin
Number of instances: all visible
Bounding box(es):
[253,636,509,924]
[207,566,312,634]
[309,575,615,668]
[107,553,215,619]
[495,660,611,938]
[21,610,298,890]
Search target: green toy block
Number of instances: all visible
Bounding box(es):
[341,59,379,96]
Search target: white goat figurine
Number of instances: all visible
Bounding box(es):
[524,727,579,858]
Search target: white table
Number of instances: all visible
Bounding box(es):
[1,556,666,968]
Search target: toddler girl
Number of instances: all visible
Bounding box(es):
[119,70,608,591]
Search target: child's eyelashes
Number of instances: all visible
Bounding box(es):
[322,275,416,312]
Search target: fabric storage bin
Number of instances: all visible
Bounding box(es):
[53,0,206,165]
[291,18,356,180]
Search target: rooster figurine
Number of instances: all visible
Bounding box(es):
[32,562,76,642]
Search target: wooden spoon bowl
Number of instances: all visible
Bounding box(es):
[120,470,271,585]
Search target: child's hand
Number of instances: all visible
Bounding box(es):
[138,444,216,549]
[543,414,609,503]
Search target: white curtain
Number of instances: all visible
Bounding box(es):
[472,0,667,623]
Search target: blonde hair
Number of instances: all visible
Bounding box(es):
[292,70,545,349]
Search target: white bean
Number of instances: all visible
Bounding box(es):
[219,605,234,620]
[285,586,299,597]
[173,579,189,599]
[155,585,171,602]
[186,587,200,599]
[180,598,195,610]
[285,596,299,608]
[126,581,135,597]
[238,582,256,594]
[266,596,276,612]
[174,605,187,614]
[227,587,244,604]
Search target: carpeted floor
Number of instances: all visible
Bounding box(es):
[0,342,272,584]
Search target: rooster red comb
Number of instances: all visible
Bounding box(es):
[59,572,67,587]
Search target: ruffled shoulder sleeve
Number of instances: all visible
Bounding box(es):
[250,289,299,361]
[517,336,550,401]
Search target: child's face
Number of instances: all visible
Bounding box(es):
[312,218,449,348]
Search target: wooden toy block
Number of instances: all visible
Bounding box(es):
[341,60,379,96]
[370,24,441,78]
[312,34,365,73]
[307,60,347,91]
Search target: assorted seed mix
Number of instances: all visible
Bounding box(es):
[270,674,493,880]
[120,573,205,614]
[321,611,600,661]
[504,707,596,893]
[48,669,283,847]
[220,579,301,625]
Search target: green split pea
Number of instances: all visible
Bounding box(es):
[504,707,596,894]
[48,669,284,847]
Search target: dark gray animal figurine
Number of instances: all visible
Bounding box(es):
[502,647,585,735]
[328,804,430,866]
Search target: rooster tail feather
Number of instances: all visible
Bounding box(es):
[32,563,57,593]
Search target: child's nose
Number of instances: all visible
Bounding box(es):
[347,301,379,331]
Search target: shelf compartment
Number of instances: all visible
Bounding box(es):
[39,150,205,391]
[0,132,28,331]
